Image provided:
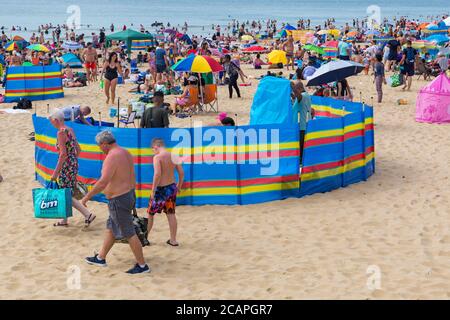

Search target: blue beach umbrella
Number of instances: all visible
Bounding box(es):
[306,60,364,86]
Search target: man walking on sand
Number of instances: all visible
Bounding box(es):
[82,131,150,274]
[147,138,184,247]
[82,42,98,82]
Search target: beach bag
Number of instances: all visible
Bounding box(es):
[390,73,401,87]
[15,98,32,110]
[115,209,150,247]
[32,182,73,219]
[72,181,88,200]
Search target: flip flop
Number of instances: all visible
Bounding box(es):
[53,222,68,227]
[85,214,96,227]
[166,240,179,247]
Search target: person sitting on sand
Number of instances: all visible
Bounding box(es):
[129,70,153,94]
[48,109,96,227]
[253,53,267,69]
[147,138,184,247]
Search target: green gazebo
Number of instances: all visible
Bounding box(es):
[106,29,154,53]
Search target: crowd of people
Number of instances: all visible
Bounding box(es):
[2,14,450,275]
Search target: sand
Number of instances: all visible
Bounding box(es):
[0,62,450,300]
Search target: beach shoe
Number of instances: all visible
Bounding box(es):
[126,264,151,274]
[85,254,107,267]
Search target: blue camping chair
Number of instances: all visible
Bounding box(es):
[130,59,139,74]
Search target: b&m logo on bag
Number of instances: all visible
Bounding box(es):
[32,187,72,219]
[40,199,58,210]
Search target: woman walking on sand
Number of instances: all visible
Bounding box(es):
[49,109,96,227]
[101,52,123,105]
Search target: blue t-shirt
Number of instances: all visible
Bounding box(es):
[338,41,350,57]
[292,92,312,131]
[155,48,166,66]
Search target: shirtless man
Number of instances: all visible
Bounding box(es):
[82,43,98,82]
[147,138,184,247]
[83,131,150,274]
[283,35,295,70]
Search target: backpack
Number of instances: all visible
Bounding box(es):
[14,98,32,109]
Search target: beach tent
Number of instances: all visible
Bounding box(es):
[106,29,154,53]
[61,53,83,68]
[250,77,293,125]
[444,17,450,27]
[416,73,450,124]
[4,64,64,103]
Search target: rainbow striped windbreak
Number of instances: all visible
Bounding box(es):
[33,97,375,207]
[301,96,375,196]
[5,64,64,103]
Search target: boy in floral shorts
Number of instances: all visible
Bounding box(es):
[147,138,184,246]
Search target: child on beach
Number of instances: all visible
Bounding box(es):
[253,53,266,69]
[374,54,387,103]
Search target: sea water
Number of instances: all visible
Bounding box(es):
[0,0,448,39]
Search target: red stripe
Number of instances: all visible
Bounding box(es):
[7,86,62,93]
[302,146,375,174]
[314,111,341,118]
[305,135,342,148]
[7,75,62,81]
[36,162,299,190]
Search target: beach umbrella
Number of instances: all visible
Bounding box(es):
[324,40,339,48]
[284,24,297,31]
[418,22,431,30]
[425,34,450,44]
[241,35,254,41]
[302,44,325,55]
[171,54,224,73]
[268,50,287,64]
[317,29,340,37]
[61,41,83,50]
[346,30,358,38]
[365,29,381,36]
[411,40,437,49]
[13,35,25,41]
[306,60,364,86]
[27,44,50,52]
[4,41,22,51]
[242,45,267,53]
[443,17,450,27]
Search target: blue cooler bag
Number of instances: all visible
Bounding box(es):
[32,182,73,219]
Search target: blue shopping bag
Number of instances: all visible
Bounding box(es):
[32,182,73,219]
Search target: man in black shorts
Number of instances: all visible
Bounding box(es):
[83,131,150,274]
[400,40,417,91]
[386,35,401,71]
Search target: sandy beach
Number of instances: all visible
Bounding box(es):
[1,59,449,299]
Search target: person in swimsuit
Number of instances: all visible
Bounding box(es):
[147,47,157,84]
[48,109,96,228]
[282,35,295,70]
[147,138,184,247]
[82,42,98,82]
[101,52,123,105]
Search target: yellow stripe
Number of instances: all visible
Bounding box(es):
[301,152,375,182]
[6,90,63,97]
[36,134,298,156]
[312,104,351,116]
[136,181,299,198]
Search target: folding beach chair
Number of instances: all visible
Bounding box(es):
[119,111,137,127]
[200,84,219,113]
